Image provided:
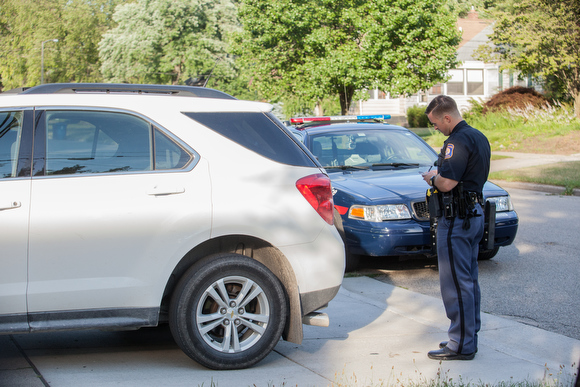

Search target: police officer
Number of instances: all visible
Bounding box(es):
[422,95,490,360]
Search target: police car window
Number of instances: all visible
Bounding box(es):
[310,130,437,167]
[183,112,316,167]
[0,111,23,179]
[45,111,152,175]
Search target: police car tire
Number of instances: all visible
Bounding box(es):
[478,246,499,260]
[344,252,361,272]
[169,253,287,370]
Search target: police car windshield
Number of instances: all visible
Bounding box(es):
[308,129,437,169]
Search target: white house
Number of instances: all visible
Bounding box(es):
[355,10,530,121]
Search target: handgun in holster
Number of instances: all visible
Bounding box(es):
[442,192,456,219]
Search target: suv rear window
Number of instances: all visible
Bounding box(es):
[184,112,316,167]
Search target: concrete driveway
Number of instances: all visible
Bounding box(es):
[1,276,579,387]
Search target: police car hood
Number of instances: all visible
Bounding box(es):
[328,169,507,202]
[329,169,425,201]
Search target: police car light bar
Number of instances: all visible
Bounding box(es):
[290,114,391,125]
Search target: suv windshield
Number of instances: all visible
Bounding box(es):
[308,129,437,169]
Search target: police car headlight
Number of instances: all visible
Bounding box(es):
[348,204,411,221]
[487,195,514,212]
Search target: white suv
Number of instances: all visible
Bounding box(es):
[0,83,345,370]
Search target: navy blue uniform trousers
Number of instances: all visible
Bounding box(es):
[436,203,484,355]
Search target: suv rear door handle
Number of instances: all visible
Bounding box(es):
[147,186,185,196]
[0,201,21,211]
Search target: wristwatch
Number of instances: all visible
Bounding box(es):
[430,175,436,187]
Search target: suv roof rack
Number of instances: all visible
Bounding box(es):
[6,83,236,100]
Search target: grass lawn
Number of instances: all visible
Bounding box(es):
[489,161,580,193]
[491,154,513,161]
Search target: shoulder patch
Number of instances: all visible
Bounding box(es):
[445,144,454,159]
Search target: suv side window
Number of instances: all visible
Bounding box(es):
[0,111,23,179]
[184,112,316,167]
[154,128,192,170]
[44,111,192,175]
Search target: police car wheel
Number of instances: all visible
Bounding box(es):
[169,254,287,370]
[478,246,499,260]
[345,251,361,272]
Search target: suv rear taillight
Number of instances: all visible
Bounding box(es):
[296,174,334,225]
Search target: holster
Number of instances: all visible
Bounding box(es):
[442,192,456,219]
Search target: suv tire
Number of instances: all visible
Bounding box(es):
[169,254,287,369]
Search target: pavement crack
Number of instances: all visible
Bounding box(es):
[273,348,333,384]
[9,335,50,387]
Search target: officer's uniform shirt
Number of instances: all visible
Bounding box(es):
[438,120,491,193]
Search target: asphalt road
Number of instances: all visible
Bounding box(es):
[358,186,580,341]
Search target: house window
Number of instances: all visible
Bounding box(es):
[467,69,484,95]
[429,83,442,95]
[447,69,464,95]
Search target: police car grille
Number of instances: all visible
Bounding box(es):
[412,201,430,221]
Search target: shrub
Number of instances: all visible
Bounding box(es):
[463,97,485,122]
[482,86,548,114]
[407,105,430,127]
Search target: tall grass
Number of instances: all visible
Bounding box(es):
[331,362,578,387]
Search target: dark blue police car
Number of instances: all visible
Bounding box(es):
[289,115,519,271]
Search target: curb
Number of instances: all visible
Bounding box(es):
[490,180,580,196]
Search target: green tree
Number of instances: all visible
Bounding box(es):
[99,0,239,86]
[475,0,580,117]
[235,0,461,115]
[51,0,121,84]
[0,0,121,90]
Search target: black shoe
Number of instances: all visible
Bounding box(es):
[439,341,478,353]
[428,346,475,360]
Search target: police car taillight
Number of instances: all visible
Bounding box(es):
[290,114,391,125]
[296,174,334,225]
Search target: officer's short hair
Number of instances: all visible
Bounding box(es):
[426,95,459,118]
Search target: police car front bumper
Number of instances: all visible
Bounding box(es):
[344,219,433,257]
[491,210,519,247]
[343,210,518,257]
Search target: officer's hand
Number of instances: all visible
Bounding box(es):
[421,170,437,185]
